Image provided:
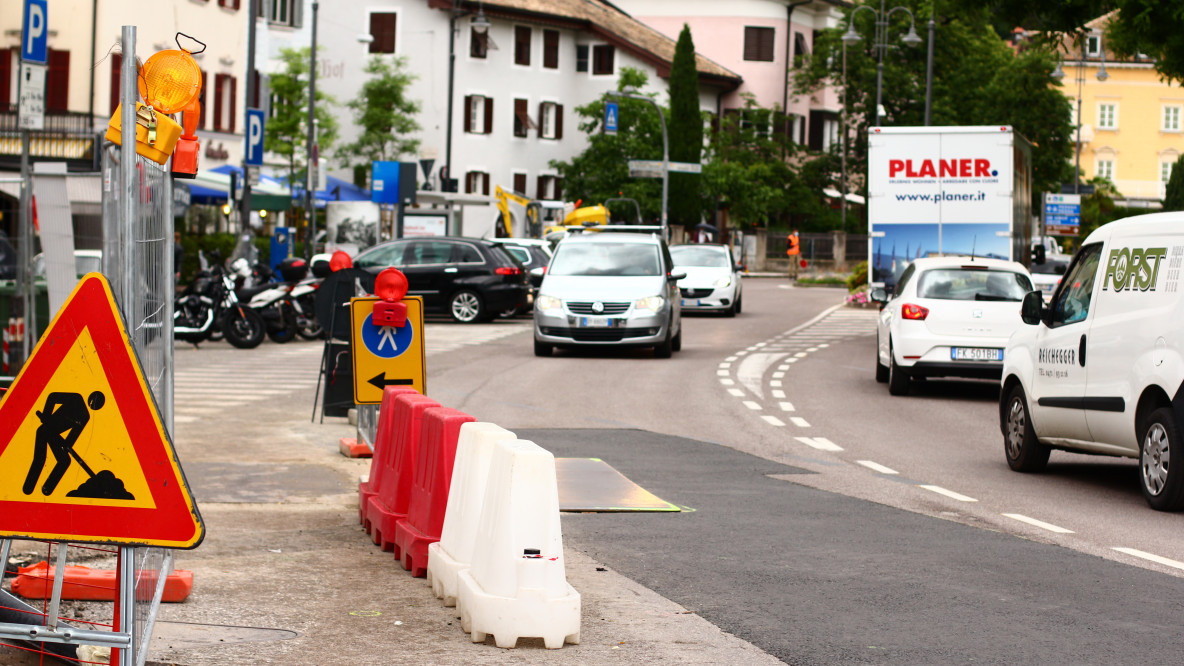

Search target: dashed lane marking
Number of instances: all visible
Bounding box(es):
[1112,547,1184,571]
[743,401,762,410]
[789,417,810,427]
[918,485,977,502]
[1003,514,1074,534]
[778,401,795,411]
[795,436,842,452]
[761,415,785,426]
[772,390,786,399]
[856,460,898,475]
[727,388,746,397]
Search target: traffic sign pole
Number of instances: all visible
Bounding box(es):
[15,0,49,369]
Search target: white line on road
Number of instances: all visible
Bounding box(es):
[718,362,732,369]
[856,460,898,475]
[778,401,795,411]
[770,380,782,388]
[918,485,977,502]
[772,390,786,399]
[1003,514,1074,534]
[772,371,785,379]
[717,370,730,377]
[818,343,830,348]
[742,401,762,410]
[1112,547,1184,571]
[795,436,842,452]
[761,415,785,426]
[719,379,735,386]
[727,388,746,397]
[806,347,819,352]
[789,417,810,427]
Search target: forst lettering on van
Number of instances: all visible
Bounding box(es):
[1104,247,1167,292]
[888,159,995,178]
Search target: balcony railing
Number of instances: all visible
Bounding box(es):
[0,105,99,165]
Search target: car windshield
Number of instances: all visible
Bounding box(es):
[1031,261,1068,276]
[916,268,1032,301]
[670,246,729,268]
[548,243,661,277]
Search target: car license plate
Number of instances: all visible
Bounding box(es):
[680,299,699,306]
[578,316,613,327]
[951,347,1003,361]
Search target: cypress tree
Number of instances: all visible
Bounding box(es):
[1164,154,1184,211]
[668,25,703,230]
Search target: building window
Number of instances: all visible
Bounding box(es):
[471,27,490,59]
[1096,158,1114,180]
[539,102,563,140]
[575,44,589,72]
[259,0,300,26]
[744,26,776,62]
[370,12,396,54]
[1163,106,1181,132]
[213,73,237,132]
[45,49,70,112]
[740,109,771,138]
[465,170,490,195]
[513,172,527,194]
[515,26,531,66]
[543,30,559,69]
[592,45,615,75]
[513,98,536,137]
[1097,103,1117,129]
[109,52,123,114]
[537,175,562,200]
[792,32,809,68]
[1086,34,1101,57]
[0,49,10,109]
[464,94,493,135]
[218,0,241,9]
[1161,160,1175,183]
[197,69,208,130]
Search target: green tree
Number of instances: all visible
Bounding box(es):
[668,25,704,228]
[551,68,665,222]
[797,2,1073,206]
[265,47,339,193]
[336,56,422,181]
[1163,154,1184,211]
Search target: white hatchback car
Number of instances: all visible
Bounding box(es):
[871,256,1034,395]
[670,244,743,316]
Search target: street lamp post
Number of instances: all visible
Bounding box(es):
[1052,33,1108,195]
[841,0,922,127]
[606,90,669,235]
[305,1,319,261]
[445,4,491,194]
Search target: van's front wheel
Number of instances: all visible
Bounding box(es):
[1141,408,1184,511]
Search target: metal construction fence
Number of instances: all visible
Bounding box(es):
[767,232,868,262]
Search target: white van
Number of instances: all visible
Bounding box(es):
[1000,212,1184,510]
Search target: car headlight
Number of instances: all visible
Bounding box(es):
[535,295,563,312]
[634,295,665,314]
[714,275,732,288]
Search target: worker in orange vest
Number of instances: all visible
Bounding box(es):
[786,230,800,279]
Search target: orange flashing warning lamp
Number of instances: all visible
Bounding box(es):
[373,268,409,328]
[140,34,206,178]
[329,251,353,272]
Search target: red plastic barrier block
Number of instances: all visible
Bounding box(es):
[359,387,419,530]
[340,437,372,458]
[366,393,440,552]
[12,562,194,602]
[393,407,476,576]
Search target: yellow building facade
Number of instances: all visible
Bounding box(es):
[1054,16,1184,204]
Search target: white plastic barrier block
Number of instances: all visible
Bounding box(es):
[456,438,580,649]
[427,422,516,607]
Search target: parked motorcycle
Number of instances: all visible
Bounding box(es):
[174,251,266,349]
[232,257,309,344]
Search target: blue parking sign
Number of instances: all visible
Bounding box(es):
[245,108,265,166]
[22,0,48,64]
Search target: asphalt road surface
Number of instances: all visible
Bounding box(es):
[428,279,1184,664]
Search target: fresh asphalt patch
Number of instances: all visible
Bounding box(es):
[523,428,1184,665]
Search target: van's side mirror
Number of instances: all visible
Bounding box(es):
[1020,290,1044,325]
[869,287,888,303]
[1032,245,1046,265]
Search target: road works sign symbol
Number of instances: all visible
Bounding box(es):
[0,274,204,548]
[350,295,426,404]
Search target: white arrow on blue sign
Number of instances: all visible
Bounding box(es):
[245,108,265,166]
[22,0,48,64]
[604,101,619,135]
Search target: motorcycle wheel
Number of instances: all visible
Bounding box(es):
[223,307,266,349]
[266,306,299,344]
[296,293,323,340]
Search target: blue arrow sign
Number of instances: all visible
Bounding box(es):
[604,101,619,135]
[22,0,48,64]
[245,108,265,166]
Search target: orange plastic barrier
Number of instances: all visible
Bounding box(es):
[359,387,419,530]
[392,407,476,577]
[366,393,440,551]
[12,562,193,602]
[339,437,372,458]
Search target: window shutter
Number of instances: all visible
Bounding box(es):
[513,173,527,194]
[514,98,528,137]
[482,174,490,196]
[515,26,531,66]
[370,13,397,54]
[109,52,122,114]
[484,97,493,134]
[544,30,559,69]
[556,104,564,139]
[0,49,10,108]
[553,178,563,200]
[46,49,70,111]
[213,74,224,131]
[537,101,545,137]
[464,95,473,133]
[199,69,208,130]
[292,0,303,28]
[229,75,238,133]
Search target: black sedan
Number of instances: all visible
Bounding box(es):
[353,237,529,323]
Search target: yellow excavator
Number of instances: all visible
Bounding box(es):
[494,185,609,239]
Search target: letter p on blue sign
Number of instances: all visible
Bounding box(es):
[22,0,48,64]
[245,108,265,166]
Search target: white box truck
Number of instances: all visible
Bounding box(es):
[867,126,1033,289]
